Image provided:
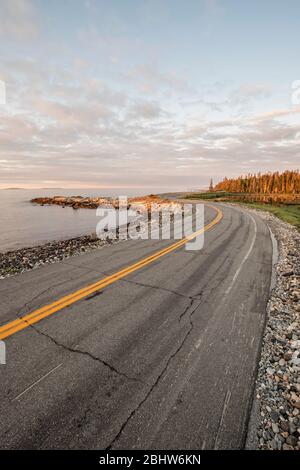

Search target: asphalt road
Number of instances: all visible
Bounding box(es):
[0,203,273,449]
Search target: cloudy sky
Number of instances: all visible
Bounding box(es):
[0,0,299,190]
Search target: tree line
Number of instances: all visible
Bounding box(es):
[214,170,300,194]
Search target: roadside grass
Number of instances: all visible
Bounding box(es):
[240,202,300,231]
[185,191,240,200]
[185,193,300,231]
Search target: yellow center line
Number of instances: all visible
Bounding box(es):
[0,204,223,340]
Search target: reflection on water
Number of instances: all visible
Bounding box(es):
[0,188,171,252]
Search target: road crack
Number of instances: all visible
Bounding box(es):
[23,320,140,383]
[106,297,201,449]
[119,277,201,300]
[15,275,80,319]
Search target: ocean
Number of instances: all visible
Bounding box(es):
[0,188,175,252]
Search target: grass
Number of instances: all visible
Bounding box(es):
[185,192,300,231]
[185,191,241,200]
[240,202,300,231]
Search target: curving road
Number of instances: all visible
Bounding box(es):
[0,203,273,449]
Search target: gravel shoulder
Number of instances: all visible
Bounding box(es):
[243,206,300,450]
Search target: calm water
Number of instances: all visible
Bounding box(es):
[0,188,174,252]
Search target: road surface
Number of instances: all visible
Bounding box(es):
[0,203,273,449]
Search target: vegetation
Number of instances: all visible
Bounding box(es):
[185,191,300,231]
[186,191,244,200]
[241,202,300,230]
[185,170,300,230]
[214,170,300,194]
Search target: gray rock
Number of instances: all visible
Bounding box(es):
[270,411,279,422]
[271,423,279,434]
[286,435,297,446]
[280,421,290,432]
[243,208,300,450]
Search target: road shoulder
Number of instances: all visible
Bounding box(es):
[243,206,300,450]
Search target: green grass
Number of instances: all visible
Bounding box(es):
[185,193,300,231]
[240,202,300,231]
[185,191,241,200]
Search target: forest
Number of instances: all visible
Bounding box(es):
[214,170,300,194]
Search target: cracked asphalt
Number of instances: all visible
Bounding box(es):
[0,203,272,449]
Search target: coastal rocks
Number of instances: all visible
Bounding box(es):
[31,195,110,210]
[246,207,300,451]
[0,233,121,279]
[31,194,177,213]
[1,195,182,279]
[0,214,156,279]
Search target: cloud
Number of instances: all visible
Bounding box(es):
[252,106,300,122]
[230,83,273,105]
[0,0,38,40]
[0,57,299,189]
[124,64,189,95]
[127,100,167,120]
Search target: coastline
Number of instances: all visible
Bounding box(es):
[0,194,180,278]
[0,232,121,279]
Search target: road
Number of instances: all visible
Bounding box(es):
[0,202,273,449]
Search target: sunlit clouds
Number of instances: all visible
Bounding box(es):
[0,0,299,189]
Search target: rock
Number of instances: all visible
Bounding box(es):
[243,207,300,450]
[271,423,279,433]
[270,411,279,422]
[289,422,296,434]
[286,435,297,446]
[290,393,300,409]
[280,421,290,432]
[31,194,178,214]
[282,270,294,277]
[270,439,277,450]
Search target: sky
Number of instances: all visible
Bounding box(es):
[0,0,299,190]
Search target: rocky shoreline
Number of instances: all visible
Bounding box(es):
[0,194,181,279]
[245,207,300,450]
[0,233,122,279]
[31,194,175,212]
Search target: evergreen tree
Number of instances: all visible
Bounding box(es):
[214,170,300,194]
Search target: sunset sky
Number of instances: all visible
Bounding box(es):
[0,0,299,190]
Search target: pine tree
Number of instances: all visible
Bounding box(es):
[214,170,299,195]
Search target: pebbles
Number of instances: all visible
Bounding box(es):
[0,217,158,279]
[0,233,122,279]
[246,207,300,450]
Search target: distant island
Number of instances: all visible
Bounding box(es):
[2,187,25,190]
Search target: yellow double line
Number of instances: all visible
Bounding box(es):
[0,205,222,340]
